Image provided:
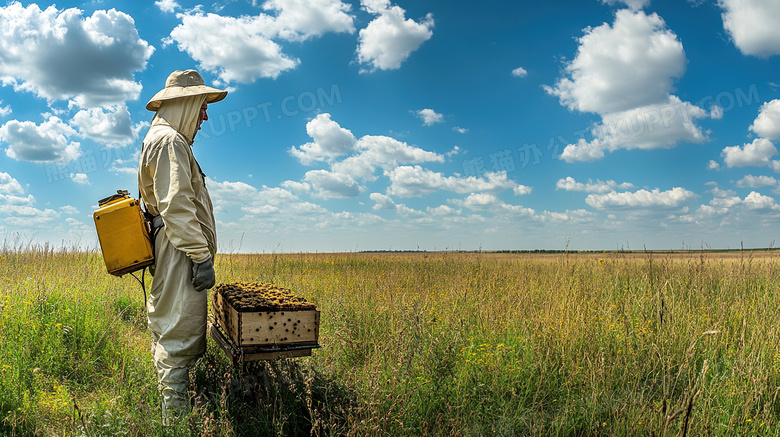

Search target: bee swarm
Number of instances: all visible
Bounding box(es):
[214,281,316,312]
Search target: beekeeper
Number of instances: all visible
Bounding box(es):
[138,69,227,423]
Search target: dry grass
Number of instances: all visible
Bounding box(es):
[2,247,780,435]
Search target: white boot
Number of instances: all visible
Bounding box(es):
[161,388,189,426]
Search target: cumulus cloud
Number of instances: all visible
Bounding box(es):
[303,169,361,198]
[697,189,780,219]
[71,173,89,185]
[585,187,696,209]
[0,172,24,195]
[156,0,180,13]
[555,177,634,193]
[721,138,777,168]
[60,205,79,215]
[454,193,535,216]
[356,0,434,72]
[750,99,780,140]
[743,191,780,209]
[601,0,650,9]
[369,192,396,210]
[208,179,319,218]
[0,2,153,107]
[385,166,529,197]
[368,192,450,217]
[331,134,443,180]
[1,116,80,162]
[70,105,146,147]
[559,97,709,162]
[166,12,299,83]
[546,10,684,115]
[545,10,707,162]
[718,0,780,57]
[290,114,442,182]
[0,101,10,117]
[289,113,357,164]
[166,1,354,83]
[511,67,527,77]
[736,174,778,188]
[262,0,355,41]
[415,108,443,126]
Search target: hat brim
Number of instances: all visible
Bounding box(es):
[146,85,228,111]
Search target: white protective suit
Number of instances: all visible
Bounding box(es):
[138,94,217,421]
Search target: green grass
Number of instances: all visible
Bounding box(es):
[1,247,780,435]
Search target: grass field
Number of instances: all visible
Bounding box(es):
[2,246,780,436]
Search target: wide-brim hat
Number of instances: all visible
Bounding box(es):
[146,69,227,111]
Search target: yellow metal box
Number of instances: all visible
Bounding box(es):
[93,191,154,276]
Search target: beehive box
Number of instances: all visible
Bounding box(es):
[211,282,320,350]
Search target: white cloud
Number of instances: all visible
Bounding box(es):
[71,105,145,147]
[369,192,395,210]
[210,180,297,211]
[356,0,434,71]
[281,180,311,193]
[0,193,34,207]
[718,0,780,57]
[156,0,180,13]
[710,105,724,120]
[167,12,299,83]
[0,3,153,107]
[556,177,634,193]
[455,193,535,216]
[736,174,778,188]
[331,134,443,180]
[560,98,708,162]
[1,206,59,226]
[545,10,684,114]
[511,67,528,77]
[750,99,780,140]
[707,160,721,171]
[386,166,528,197]
[290,114,357,164]
[601,0,650,9]
[367,192,437,217]
[1,116,80,162]
[303,169,361,198]
[415,108,443,126]
[585,187,696,209]
[167,1,355,83]
[71,173,89,185]
[743,191,780,210]
[721,138,777,168]
[453,127,468,134]
[0,172,24,195]
[545,10,707,162]
[262,0,355,41]
[697,190,780,218]
[60,205,79,215]
[288,115,447,198]
[0,101,10,117]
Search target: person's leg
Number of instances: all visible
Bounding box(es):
[147,229,208,424]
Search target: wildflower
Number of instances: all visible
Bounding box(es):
[599,259,606,265]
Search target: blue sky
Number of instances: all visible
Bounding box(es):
[2,0,780,252]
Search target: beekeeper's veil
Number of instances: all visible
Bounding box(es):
[146,70,227,143]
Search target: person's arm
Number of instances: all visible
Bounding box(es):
[153,136,211,263]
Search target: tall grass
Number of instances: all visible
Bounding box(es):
[1,246,780,435]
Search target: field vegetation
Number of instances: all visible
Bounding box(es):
[2,244,780,435]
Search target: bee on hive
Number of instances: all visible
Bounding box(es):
[214,282,316,312]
